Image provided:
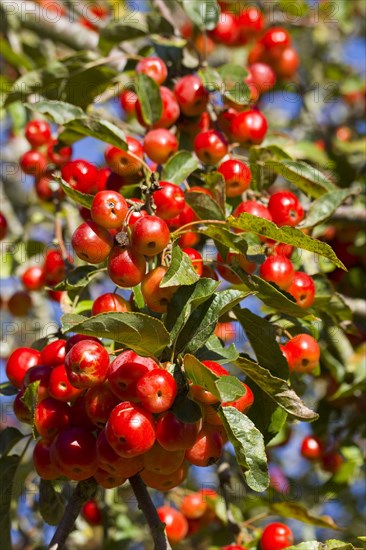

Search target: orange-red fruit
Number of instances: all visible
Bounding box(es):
[72,221,113,264]
[185,425,223,467]
[136,56,168,84]
[92,293,131,315]
[6,347,41,388]
[218,159,251,197]
[90,190,128,229]
[284,334,320,373]
[8,291,32,317]
[174,75,209,117]
[104,136,143,177]
[141,266,178,313]
[130,215,170,256]
[194,130,228,165]
[287,271,315,308]
[157,506,189,543]
[107,246,146,288]
[143,129,178,164]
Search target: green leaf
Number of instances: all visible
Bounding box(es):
[300,189,353,228]
[185,191,225,221]
[235,356,318,421]
[249,146,291,192]
[39,479,65,525]
[181,0,220,30]
[234,307,289,379]
[54,266,104,291]
[98,13,149,54]
[58,177,94,209]
[220,407,269,492]
[171,396,202,424]
[288,542,356,550]
[25,100,85,124]
[248,389,288,445]
[270,502,341,529]
[59,116,127,149]
[61,312,170,357]
[21,381,40,438]
[160,243,199,287]
[0,382,17,396]
[4,53,117,109]
[217,64,249,105]
[227,213,346,270]
[183,354,220,400]
[165,278,220,342]
[0,38,34,70]
[215,376,246,402]
[0,455,20,550]
[135,74,162,126]
[196,334,239,364]
[161,151,199,184]
[233,270,309,318]
[0,428,24,456]
[265,160,337,198]
[177,290,252,355]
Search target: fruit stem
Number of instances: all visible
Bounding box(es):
[48,478,98,550]
[172,218,226,236]
[129,473,172,550]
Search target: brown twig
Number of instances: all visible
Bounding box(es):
[48,478,98,550]
[129,474,172,550]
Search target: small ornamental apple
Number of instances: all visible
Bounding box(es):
[105,401,156,457]
[64,339,110,388]
[157,506,189,544]
[136,368,178,413]
[260,522,294,550]
[284,334,320,373]
[72,221,114,264]
[130,216,170,257]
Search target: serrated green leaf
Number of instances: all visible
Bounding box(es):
[0,428,24,457]
[215,376,246,402]
[98,13,149,54]
[270,502,341,529]
[227,213,346,269]
[59,116,127,149]
[249,146,290,191]
[161,151,199,184]
[61,312,170,357]
[181,0,220,30]
[265,160,337,198]
[300,189,353,228]
[160,243,199,287]
[165,278,220,342]
[58,177,94,209]
[177,290,252,355]
[220,407,269,492]
[217,64,249,105]
[54,266,103,291]
[185,191,225,221]
[196,334,239,364]
[26,100,84,124]
[0,455,20,550]
[235,356,318,421]
[234,307,289,379]
[135,73,162,126]
[233,269,309,318]
[248,383,288,445]
[39,479,65,525]
[183,354,220,400]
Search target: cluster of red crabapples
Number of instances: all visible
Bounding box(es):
[300,435,344,474]
[7,336,255,490]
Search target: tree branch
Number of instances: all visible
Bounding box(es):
[48,478,98,550]
[1,0,98,51]
[129,474,172,550]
